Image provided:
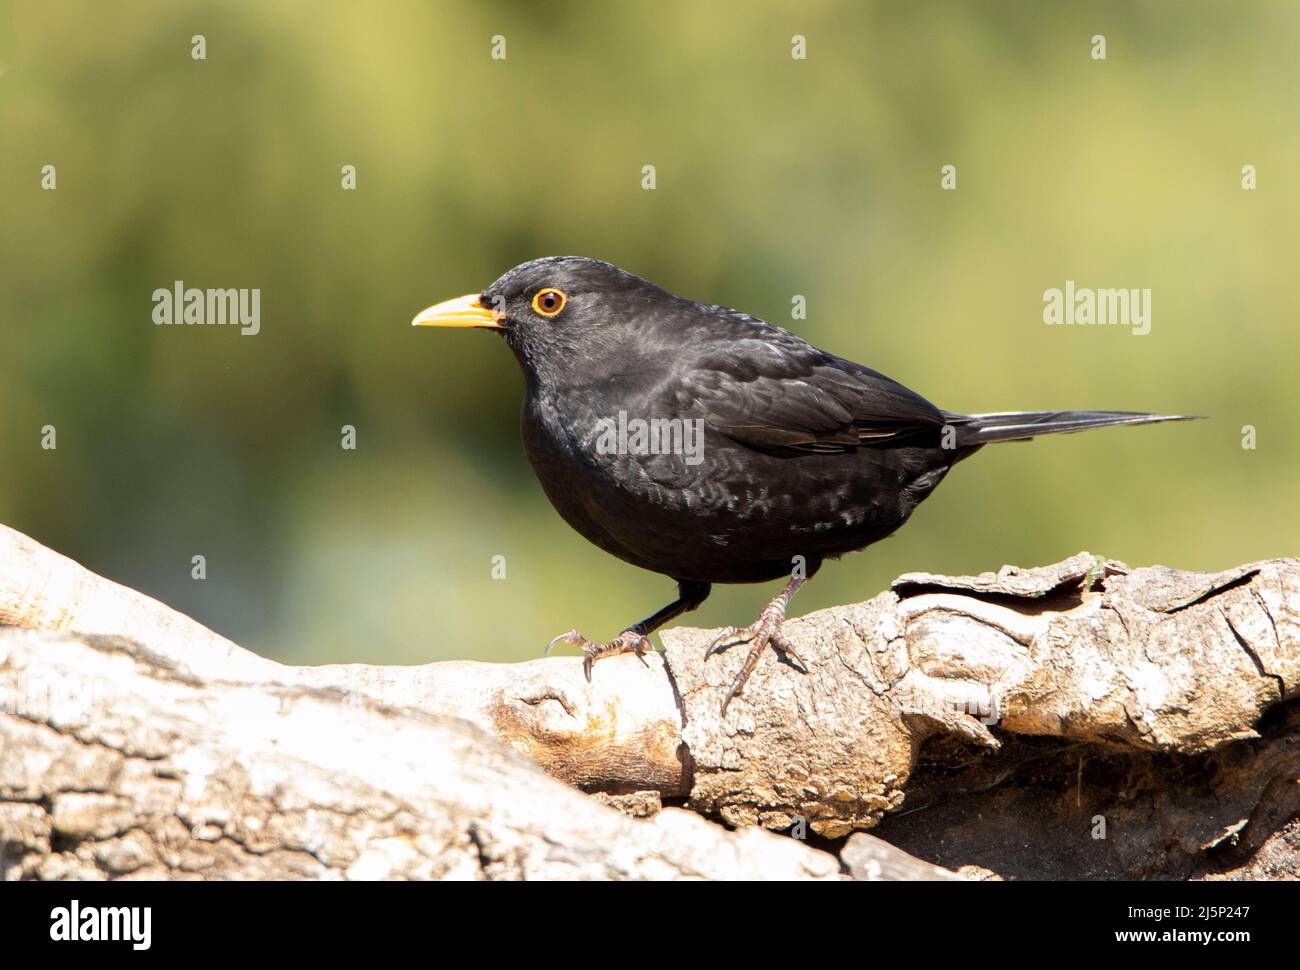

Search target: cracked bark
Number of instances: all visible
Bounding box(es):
[1,525,1297,879]
[0,631,842,880]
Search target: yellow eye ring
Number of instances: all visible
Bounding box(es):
[532,288,566,317]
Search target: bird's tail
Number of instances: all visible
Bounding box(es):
[947,410,1198,447]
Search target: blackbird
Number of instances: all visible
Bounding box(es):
[413,256,1191,713]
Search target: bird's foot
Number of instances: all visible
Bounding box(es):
[704,601,807,716]
[545,628,653,682]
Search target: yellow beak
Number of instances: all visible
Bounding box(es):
[411,293,504,329]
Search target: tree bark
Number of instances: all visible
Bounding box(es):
[1,525,1296,879]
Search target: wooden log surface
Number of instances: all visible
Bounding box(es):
[1,524,1296,879]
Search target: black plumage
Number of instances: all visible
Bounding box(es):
[414,256,1192,712]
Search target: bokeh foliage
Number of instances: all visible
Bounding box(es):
[2,1,1296,663]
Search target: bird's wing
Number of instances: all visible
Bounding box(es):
[667,326,949,454]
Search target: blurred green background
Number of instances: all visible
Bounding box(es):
[2,1,1296,665]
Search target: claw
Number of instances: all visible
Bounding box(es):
[545,629,584,657]
[704,626,748,659]
[771,633,808,674]
[721,677,745,718]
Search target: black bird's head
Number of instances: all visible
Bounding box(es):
[412,256,679,384]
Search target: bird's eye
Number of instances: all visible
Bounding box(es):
[532,288,566,317]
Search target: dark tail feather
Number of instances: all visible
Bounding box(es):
[949,410,1199,447]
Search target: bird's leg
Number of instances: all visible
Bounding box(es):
[546,581,711,682]
[705,574,809,715]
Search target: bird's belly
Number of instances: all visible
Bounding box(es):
[523,399,951,583]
